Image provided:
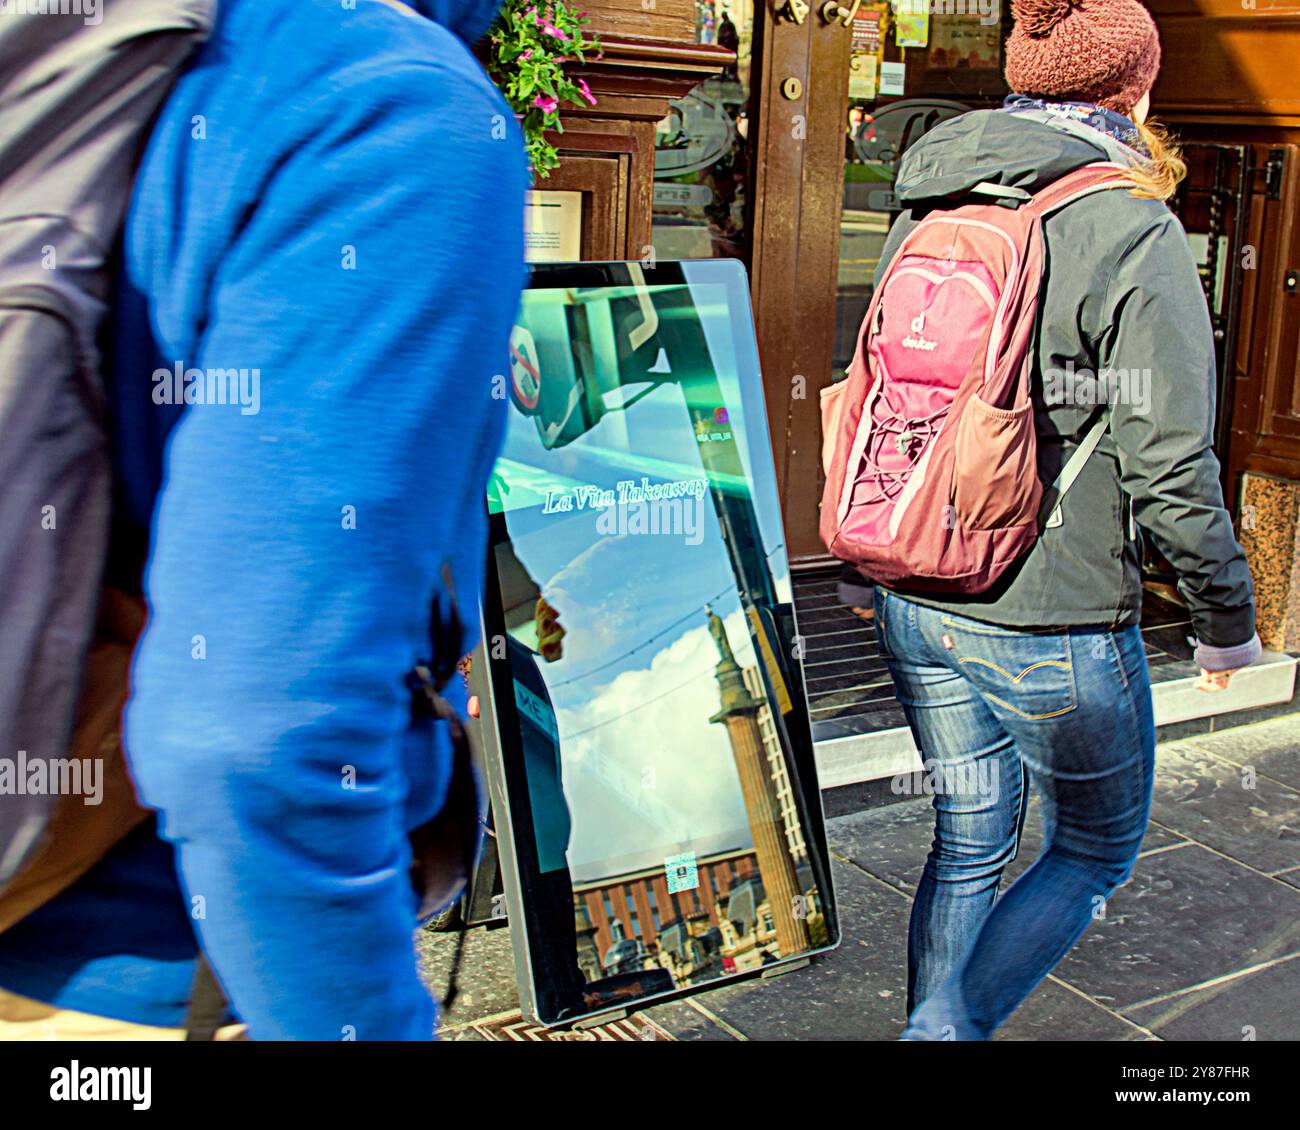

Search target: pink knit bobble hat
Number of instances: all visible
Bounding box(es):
[1005,0,1162,115]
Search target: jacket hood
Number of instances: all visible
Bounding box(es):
[894,108,1139,205]
[408,0,502,44]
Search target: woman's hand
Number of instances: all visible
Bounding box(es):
[1195,667,1241,692]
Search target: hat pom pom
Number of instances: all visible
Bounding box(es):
[1013,0,1079,37]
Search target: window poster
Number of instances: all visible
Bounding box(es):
[879,60,906,96]
[892,0,929,48]
[928,14,1002,70]
[849,53,878,100]
[851,4,887,56]
[849,4,888,101]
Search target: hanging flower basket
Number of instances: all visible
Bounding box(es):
[487,2,603,178]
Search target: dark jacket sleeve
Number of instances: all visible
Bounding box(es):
[1097,211,1259,664]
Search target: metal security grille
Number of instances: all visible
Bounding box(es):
[1168,142,1249,461]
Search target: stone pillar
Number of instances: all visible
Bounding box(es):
[706,609,807,957]
[1239,473,1300,652]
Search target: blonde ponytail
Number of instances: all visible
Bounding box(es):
[1126,118,1187,201]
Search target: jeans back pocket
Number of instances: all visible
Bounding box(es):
[940,615,1076,720]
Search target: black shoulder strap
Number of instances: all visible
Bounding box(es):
[184,953,228,1040]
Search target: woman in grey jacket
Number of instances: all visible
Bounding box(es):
[858,0,1262,1039]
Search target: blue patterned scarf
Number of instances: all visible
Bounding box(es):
[1002,94,1150,159]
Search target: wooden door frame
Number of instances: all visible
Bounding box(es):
[1227,142,1300,487]
[746,7,853,563]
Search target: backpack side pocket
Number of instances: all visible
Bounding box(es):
[952,395,1041,531]
[820,380,850,479]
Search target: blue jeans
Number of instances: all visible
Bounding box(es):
[873,589,1155,1040]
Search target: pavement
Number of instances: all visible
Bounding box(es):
[418,711,1300,1041]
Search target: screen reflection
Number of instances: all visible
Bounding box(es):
[486,261,834,1023]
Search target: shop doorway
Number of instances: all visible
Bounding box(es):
[652,4,1296,779]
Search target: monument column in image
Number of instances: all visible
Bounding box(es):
[706,608,807,957]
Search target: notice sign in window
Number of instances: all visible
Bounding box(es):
[524,190,582,263]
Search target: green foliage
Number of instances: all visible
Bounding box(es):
[487,2,602,178]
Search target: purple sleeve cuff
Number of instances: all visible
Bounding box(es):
[1194,634,1262,673]
[837,576,875,609]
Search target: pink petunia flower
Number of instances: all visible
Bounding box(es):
[575,78,597,106]
[533,94,559,113]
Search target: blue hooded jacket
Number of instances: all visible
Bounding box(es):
[0,0,525,1040]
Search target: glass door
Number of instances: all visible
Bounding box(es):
[652,2,1016,559]
[652,2,756,261]
[836,4,1012,373]
[650,2,846,559]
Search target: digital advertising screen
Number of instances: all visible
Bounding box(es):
[476,259,838,1025]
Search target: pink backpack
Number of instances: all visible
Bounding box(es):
[820,163,1131,593]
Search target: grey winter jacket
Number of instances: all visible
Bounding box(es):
[870,108,1259,671]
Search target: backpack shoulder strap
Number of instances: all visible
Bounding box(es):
[1027,162,1133,217]
[1039,409,1109,529]
[184,953,228,1040]
[1027,163,1131,529]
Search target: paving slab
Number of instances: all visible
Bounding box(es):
[994,977,1153,1041]
[1009,802,1188,886]
[418,920,520,1031]
[1180,714,1300,792]
[642,998,738,1041]
[417,716,1300,1042]
[1144,740,1300,874]
[651,855,914,1040]
[646,850,1148,1041]
[1123,954,1300,1041]
[1048,844,1300,1011]
[827,795,936,895]
[1275,867,1300,891]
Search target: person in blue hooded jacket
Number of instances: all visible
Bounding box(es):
[0,0,526,1040]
